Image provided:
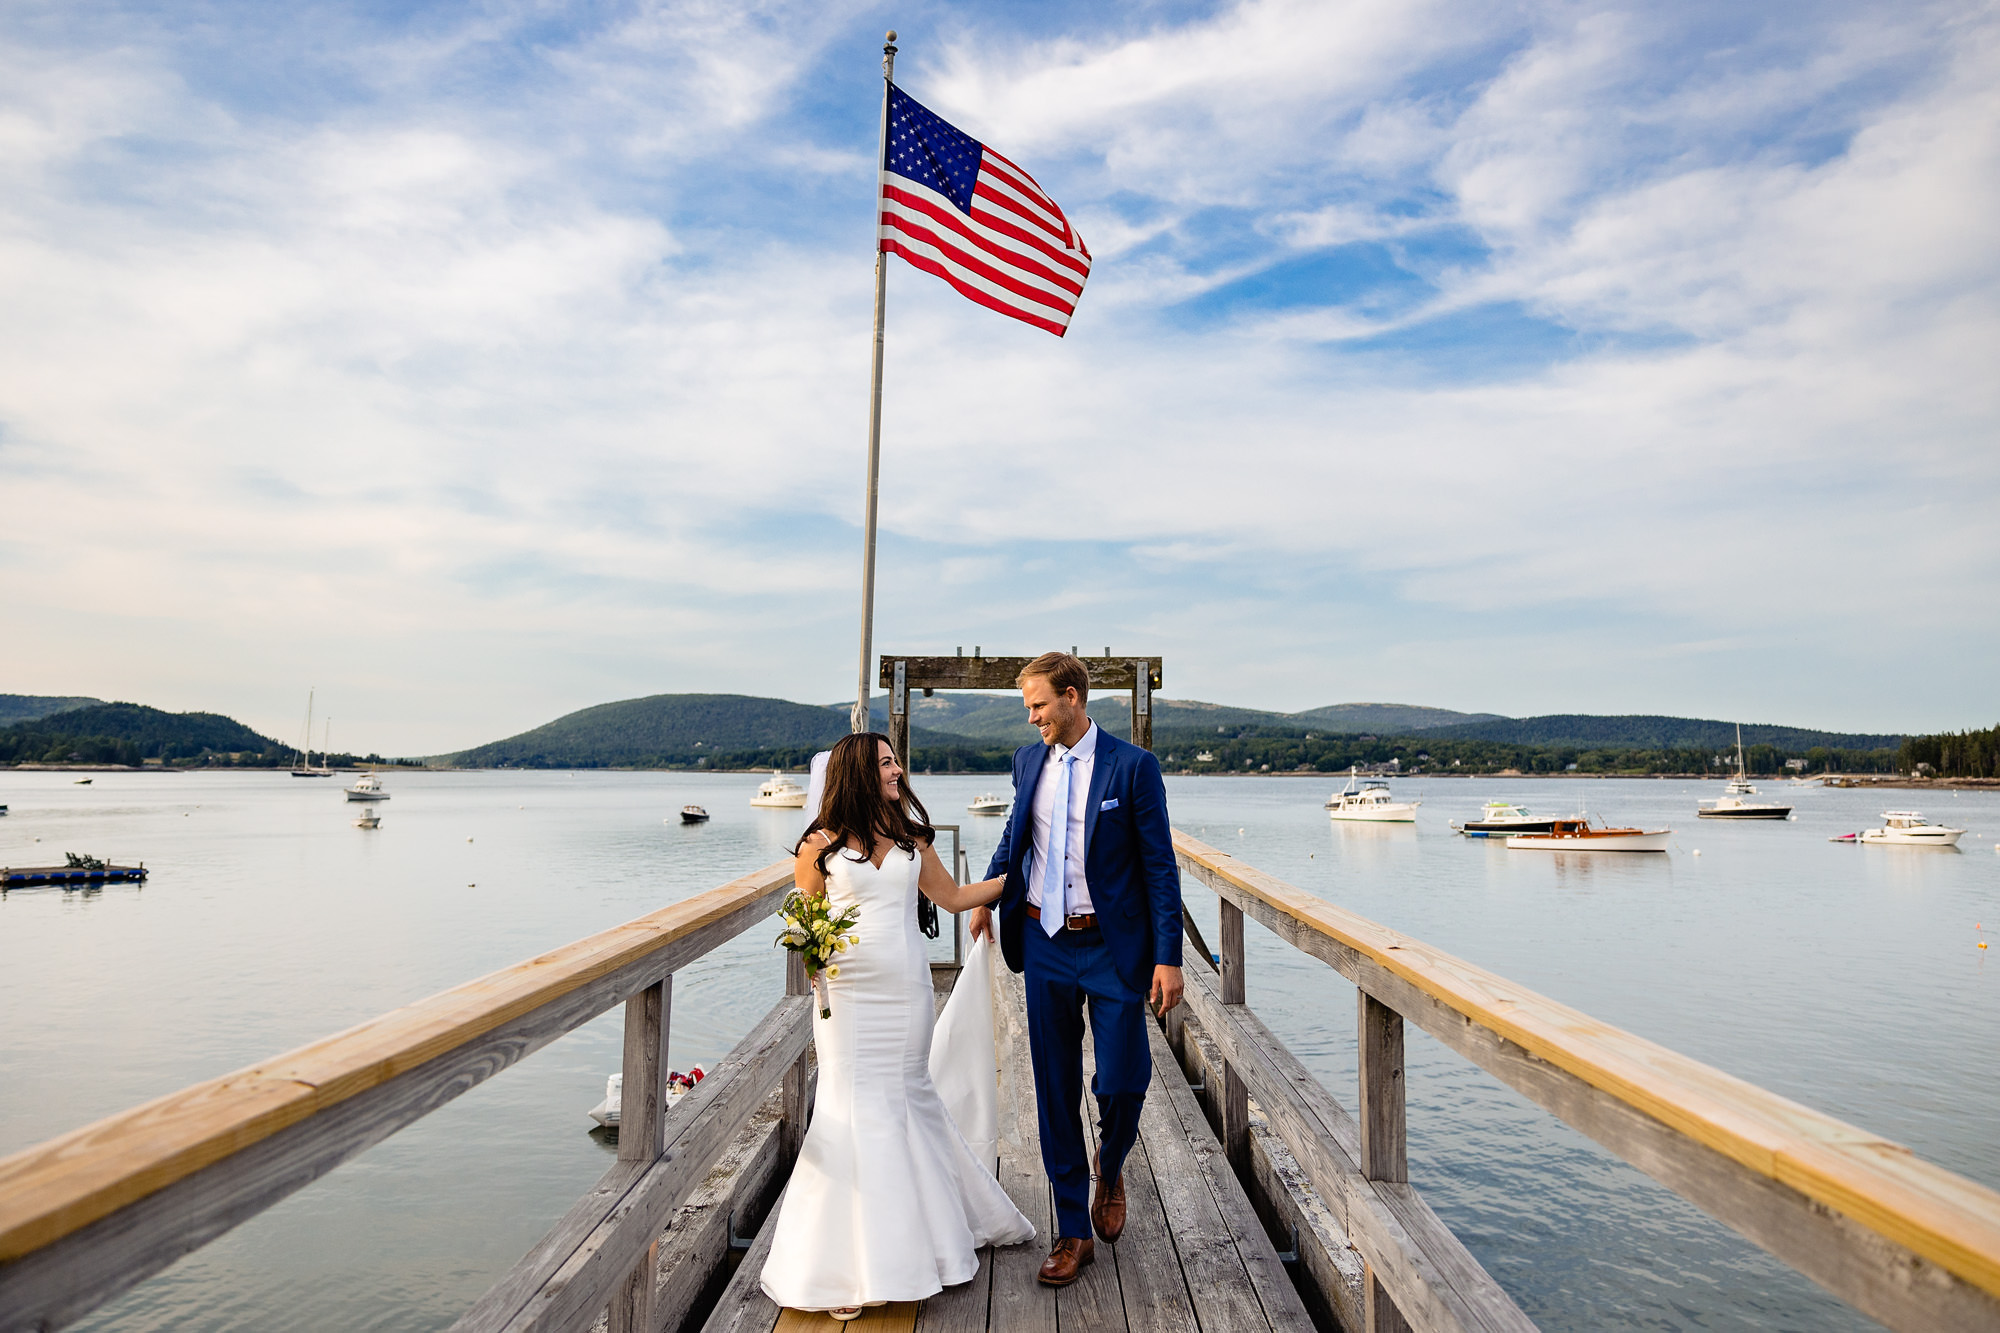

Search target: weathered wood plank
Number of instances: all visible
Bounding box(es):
[454,996,811,1333]
[0,860,795,1278]
[697,1180,782,1333]
[987,959,1056,1333]
[1173,832,2000,1322]
[1065,1032,1128,1332]
[1139,1019,1282,1333]
[612,978,675,1333]
[1358,993,1406,1187]
[1147,1018,1316,1331]
[646,1088,792,1333]
[1178,956,1533,1333]
[1107,1133,1199,1333]
[876,655,1162,693]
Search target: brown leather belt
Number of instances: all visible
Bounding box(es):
[1026,904,1098,931]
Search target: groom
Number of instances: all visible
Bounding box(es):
[969,651,1184,1286]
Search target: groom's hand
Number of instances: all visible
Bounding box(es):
[968,904,994,943]
[1150,965,1184,1016]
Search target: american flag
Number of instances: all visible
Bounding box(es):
[878,84,1092,337]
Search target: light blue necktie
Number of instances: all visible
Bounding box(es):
[1041,752,1076,937]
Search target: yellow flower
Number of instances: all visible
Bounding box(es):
[826,965,840,979]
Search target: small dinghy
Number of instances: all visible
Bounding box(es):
[588,1065,705,1128]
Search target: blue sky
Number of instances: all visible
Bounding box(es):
[2,0,1995,752]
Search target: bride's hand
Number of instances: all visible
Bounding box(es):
[968,904,994,943]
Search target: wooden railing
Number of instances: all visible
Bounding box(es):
[1170,831,2000,1333]
[0,859,805,1333]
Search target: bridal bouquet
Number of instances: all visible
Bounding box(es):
[776,890,860,1019]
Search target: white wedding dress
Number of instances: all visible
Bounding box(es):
[759,845,1033,1311]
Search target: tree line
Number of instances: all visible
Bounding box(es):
[1898,724,2000,779]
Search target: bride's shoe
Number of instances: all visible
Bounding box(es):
[829,1308,864,1322]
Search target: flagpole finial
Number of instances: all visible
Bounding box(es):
[883,29,897,79]
[885,29,897,43]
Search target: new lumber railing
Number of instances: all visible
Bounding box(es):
[0,859,806,1333]
[1170,831,2000,1333]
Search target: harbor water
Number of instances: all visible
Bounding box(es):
[2,769,1995,1331]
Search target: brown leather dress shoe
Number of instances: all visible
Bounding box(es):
[1037,1236,1095,1286]
[1091,1150,1127,1243]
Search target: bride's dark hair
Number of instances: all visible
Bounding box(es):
[797,732,934,879]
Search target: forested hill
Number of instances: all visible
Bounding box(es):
[0,694,105,726]
[450,693,968,769]
[0,703,285,765]
[1419,714,1901,751]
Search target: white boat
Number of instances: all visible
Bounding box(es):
[968,793,1010,816]
[587,1065,704,1128]
[1452,801,1566,837]
[749,772,808,809]
[1700,725,1791,818]
[1857,812,1964,847]
[344,773,391,802]
[1506,818,1671,852]
[1326,768,1420,822]
[353,810,381,829]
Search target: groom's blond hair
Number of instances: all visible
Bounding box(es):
[1017,651,1090,703]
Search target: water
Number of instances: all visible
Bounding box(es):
[2,770,1995,1331]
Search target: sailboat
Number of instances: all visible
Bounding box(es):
[291,689,334,777]
[1697,724,1790,819]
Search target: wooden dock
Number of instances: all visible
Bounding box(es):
[700,957,1315,1333]
[3,836,1999,1333]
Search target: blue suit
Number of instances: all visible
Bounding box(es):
[985,726,1182,1240]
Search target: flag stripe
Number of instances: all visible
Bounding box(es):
[881,237,1073,337]
[880,204,1079,315]
[877,84,1090,336]
[882,180,1086,295]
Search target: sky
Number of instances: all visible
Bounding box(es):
[2,0,1996,755]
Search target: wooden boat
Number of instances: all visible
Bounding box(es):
[1506,818,1670,852]
[679,805,710,824]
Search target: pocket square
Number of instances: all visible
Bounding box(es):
[1099,797,1120,811]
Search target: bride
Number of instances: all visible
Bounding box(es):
[760,733,1034,1319]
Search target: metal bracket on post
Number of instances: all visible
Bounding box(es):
[1131,659,1153,752]
[726,1209,755,1252]
[892,660,907,716]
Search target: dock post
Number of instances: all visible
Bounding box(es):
[1217,900,1250,1174]
[887,658,910,768]
[1359,991,1411,1332]
[782,952,810,1164]
[608,976,672,1333]
[1129,659,1153,753]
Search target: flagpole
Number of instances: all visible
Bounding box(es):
[852,29,898,735]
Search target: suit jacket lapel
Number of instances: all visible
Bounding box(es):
[1012,743,1049,877]
[1083,728,1115,858]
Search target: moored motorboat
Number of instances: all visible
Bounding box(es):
[344,773,391,802]
[353,810,381,829]
[749,772,808,809]
[1326,768,1420,822]
[679,805,710,824]
[1857,812,1963,847]
[1452,801,1564,837]
[1506,818,1670,852]
[968,793,1009,816]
